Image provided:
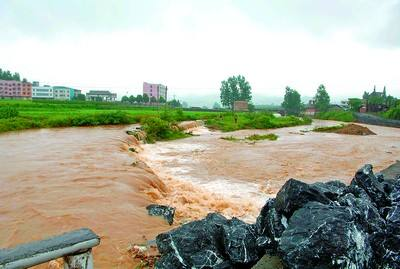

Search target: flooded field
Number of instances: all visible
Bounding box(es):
[0,120,399,268]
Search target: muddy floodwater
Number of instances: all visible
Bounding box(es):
[0,120,399,268]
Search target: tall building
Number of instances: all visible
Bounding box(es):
[86,90,117,101]
[32,84,54,99]
[0,80,32,99]
[143,82,167,100]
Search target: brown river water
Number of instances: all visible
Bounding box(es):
[0,120,399,268]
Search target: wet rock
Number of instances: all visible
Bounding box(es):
[222,218,260,265]
[338,192,385,234]
[279,202,374,269]
[351,164,391,208]
[155,213,228,269]
[310,180,346,201]
[275,178,332,217]
[146,204,175,225]
[256,199,286,246]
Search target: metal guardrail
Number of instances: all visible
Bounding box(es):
[0,228,100,269]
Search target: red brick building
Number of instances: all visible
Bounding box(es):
[0,80,32,99]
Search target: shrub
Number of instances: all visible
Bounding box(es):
[0,106,19,119]
[384,105,400,120]
[141,117,189,143]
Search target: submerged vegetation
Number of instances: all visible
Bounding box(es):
[141,117,190,143]
[313,124,345,132]
[245,133,278,141]
[315,110,355,122]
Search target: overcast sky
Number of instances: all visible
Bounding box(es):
[1,0,399,102]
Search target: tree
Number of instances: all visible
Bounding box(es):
[150,96,157,103]
[348,98,363,112]
[136,94,143,104]
[121,96,129,103]
[143,94,149,103]
[159,96,166,103]
[213,102,221,110]
[129,95,136,104]
[314,84,330,112]
[220,75,252,110]
[75,93,86,101]
[168,99,181,108]
[282,86,301,115]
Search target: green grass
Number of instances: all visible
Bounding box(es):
[313,124,345,132]
[0,100,218,134]
[315,110,355,122]
[141,117,191,143]
[245,133,278,141]
[206,112,311,132]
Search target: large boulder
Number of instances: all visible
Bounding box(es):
[255,199,286,247]
[351,164,391,208]
[222,218,261,265]
[275,178,332,217]
[279,202,374,269]
[155,213,229,269]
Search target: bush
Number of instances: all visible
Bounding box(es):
[384,105,400,120]
[0,106,19,119]
[141,117,189,143]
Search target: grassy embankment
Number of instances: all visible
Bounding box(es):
[383,105,400,120]
[0,100,215,134]
[0,100,312,142]
[314,111,355,122]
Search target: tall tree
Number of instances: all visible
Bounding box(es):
[159,96,166,103]
[121,96,129,103]
[150,96,157,103]
[143,94,149,103]
[136,94,143,104]
[314,84,330,112]
[129,95,136,103]
[282,86,301,115]
[348,98,363,112]
[220,75,252,110]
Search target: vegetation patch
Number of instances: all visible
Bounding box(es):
[206,112,311,132]
[313,123,376,136]
[384,105,400,120]
[141,117,190,143]
[245,133,278,141]
[220,136,240,142]
[313,125,345,132]
[0,106,19,119]
[315,111,355,122]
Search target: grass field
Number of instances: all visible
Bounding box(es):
[0,100,216,134]
[314,110,355,122]
[0,100,312,140]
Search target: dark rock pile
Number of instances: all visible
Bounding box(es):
[154,164,400,268]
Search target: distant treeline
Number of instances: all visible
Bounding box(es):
[0,68,28,82]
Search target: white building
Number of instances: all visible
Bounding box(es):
[32,85,54,99]
[53,86,71,100]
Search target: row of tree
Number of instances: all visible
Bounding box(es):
[121,94,182,107]
[0,68,28,82]
[281,84,330,115]
[121,94,166,104]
